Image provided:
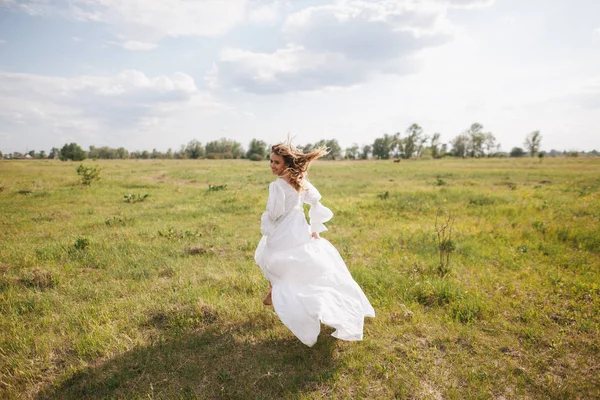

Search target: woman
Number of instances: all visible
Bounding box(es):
[254,141,375,347]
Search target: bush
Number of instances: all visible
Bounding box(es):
[509,147,526,157]
[76,164,101,186]
[124,193,150,203]
[60,143,87,161]
[208,184,227,192]
[74,236,90,250]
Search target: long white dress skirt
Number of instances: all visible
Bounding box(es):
[255,178,375,347]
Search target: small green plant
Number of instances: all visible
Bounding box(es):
[469,195,495,206]
[435,209,456,277]
[532,220,547,234]
[517,244,528,253]
[451,295,484,323]
[76,164,101,186]
[434,175,447,186]
[377,191,389,200]
[124,193,150,203]
[74,236,90,250]
[208,184,227,192]
[158,228,203,240]
[105,216,136,226]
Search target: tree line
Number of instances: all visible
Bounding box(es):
[2,123,598,161]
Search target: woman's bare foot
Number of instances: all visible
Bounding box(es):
[263,289,272,306]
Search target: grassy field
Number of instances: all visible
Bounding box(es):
[0,157,599,399]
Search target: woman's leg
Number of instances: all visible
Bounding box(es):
[263,282,272,306]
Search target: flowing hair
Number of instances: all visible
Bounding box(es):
[271,140,329,192]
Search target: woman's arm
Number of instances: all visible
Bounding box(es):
[260,181,286,236]
[303,180,333,235]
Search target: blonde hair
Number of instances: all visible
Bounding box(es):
[271,140,329,191]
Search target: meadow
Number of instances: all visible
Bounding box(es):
[0,157,599,399]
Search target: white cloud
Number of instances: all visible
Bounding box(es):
[4,0,252,44]
[437,0,495,9]
[73,0,247,41]
[208,44,420,94]
[209,0,463,93]
[0,70,224,151]
[247,0,282,23]
[0,39,6,44]
[108,40,158,51]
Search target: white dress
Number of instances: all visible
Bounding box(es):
[254,177,375,347]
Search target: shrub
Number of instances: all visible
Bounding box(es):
[74,236,90,250]
[76,164,101,186]
[434,176,447,186]
[208,184,227,192]
[124,193,150,203]
[60,143,87,161]
[451,295,485,323]
[412,279,459,307]
[435,209,456,276]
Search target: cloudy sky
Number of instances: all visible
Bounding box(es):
[1,0,599,154]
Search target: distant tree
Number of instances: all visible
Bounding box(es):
[166,148,174,159]
[89,146,120,159]
[360,144,372,160]
[417,135,429,157]
[372,134,394,159]
[151,148,164,159]
[391,132,404,159]
[174,145,186,159]
[49,147,60,159]
[59,143,87,161]
[184,140,205,159]
[538,151,545,163]
[28,150,36,158]
[510,147,526,157]
[88,146,98,159]
[301,143,314,153]
[430,133,442,158]
[313,139,341,160]
[141,150,150,159]
[246,139,268,160]
[524,130,542,157]
[344,143,359,159]
[0,151,3,159]
[404,123,425,158]
[483,133,498,156]
[116,147,129,159]
[205,138,244,159]
[465,123,486,157]
[39,150,46,159]
[450,134,470,158]
[327,139,342,160]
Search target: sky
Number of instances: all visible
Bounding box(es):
[0,0,599,154]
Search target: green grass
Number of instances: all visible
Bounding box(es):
[1,157,599,399]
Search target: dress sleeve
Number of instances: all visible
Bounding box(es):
[260,181,286,236]
[303,180,333,234]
